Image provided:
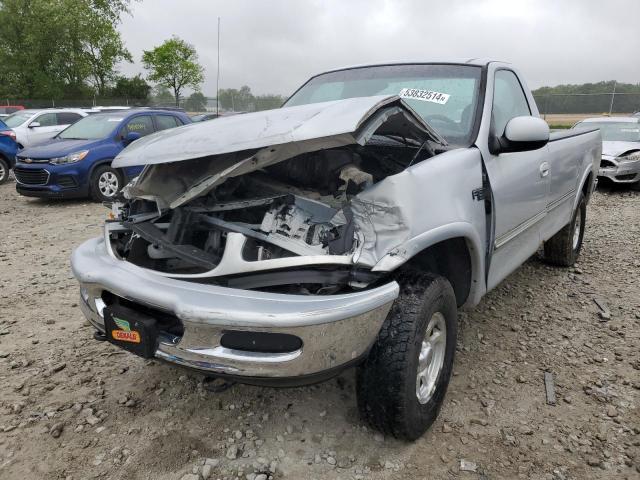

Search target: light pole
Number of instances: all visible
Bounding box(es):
[216,17,221,116]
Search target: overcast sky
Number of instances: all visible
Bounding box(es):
[118,0,640,97]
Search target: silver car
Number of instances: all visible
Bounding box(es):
[574,116,640,189]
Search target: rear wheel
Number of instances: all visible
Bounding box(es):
[356,272,457,440]
[543,193,586,266]
[0,157,9,184]
[0,157,9,185]
[91,165,122,202]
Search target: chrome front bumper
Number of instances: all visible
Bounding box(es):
[71,237,398,379]
[599,156,640,184]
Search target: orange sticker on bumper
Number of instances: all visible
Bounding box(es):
[112,330,141,343]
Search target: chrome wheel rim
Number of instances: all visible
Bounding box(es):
[0,162,6,182]
[572,212,581,250]
[98,171,118,197]
[416,312,447,404]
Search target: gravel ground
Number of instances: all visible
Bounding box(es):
[0,181,638,480]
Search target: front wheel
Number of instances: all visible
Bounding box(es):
[0,157,9,185]
[356,272,458,440]
[91,165,122,202]
[543,192,586,267]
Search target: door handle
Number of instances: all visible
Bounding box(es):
[539,162,550,177]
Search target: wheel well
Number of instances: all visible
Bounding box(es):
[582,172,593,201]
[89,159,115,181]
[400,237,472,307]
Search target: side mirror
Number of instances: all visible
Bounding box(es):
[28,121,41,128]
[123,131,141,145]
[492,116,550,154]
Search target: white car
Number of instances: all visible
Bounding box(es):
[3,108,88,149]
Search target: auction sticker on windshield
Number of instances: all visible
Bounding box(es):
[399,88,450,105]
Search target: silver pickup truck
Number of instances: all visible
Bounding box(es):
[71,60,601,440]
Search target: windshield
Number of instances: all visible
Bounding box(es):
[285,64,482,145]
[4,111,33,127]
[576,121,640,142]
[58,114,123,140]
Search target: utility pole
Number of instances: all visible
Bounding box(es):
[216,16,221,116]
[608,81,616,116]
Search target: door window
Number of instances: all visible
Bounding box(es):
[122,115,154,137]
[155,115,180,131]
[492,70,531,136]
[35,113,57,127]
[57,112,82,125]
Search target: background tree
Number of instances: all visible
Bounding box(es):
[151,85,175,105]
[0,0,133,99]
[142,37,204,106]
[184,92,207,112]
[85,22,133,96]
[112,75,151,104]
[218,86,285,112]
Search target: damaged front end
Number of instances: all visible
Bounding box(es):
[107,95,445,295]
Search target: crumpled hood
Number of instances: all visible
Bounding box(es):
[602,140,640,158]
[18,138,102,159]
[116,95,444,209]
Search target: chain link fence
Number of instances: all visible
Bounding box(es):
[533,93,640,117]
[0,97,223,112]
[4,93,640,119]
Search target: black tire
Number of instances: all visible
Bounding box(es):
[91,165,122,202]
[543,193,586,267]
[356,272,458,440]
[0,157,9,185]
[630,181,640,191]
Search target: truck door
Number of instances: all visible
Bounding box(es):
[482,69,550,290]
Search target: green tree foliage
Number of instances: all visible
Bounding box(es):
[112,75,151,103]
[184,92,207,112]
[151,85,175,105]
[85,21,133,96]
[533,81,640,114]
[0,0,133,99]
[142,37,204,107]
[218,86,285,112]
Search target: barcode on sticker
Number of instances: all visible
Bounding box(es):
[399,88,450,105]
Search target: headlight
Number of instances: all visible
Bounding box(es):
[50,150,89,165]
[618,151,640,162]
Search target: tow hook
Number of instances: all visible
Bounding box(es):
[93,330,108,342]
[203,376,236,393]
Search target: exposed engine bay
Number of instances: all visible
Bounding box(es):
[108,137,440,294]
[106,95,446,295]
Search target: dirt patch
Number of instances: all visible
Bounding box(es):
[0,181,638,480]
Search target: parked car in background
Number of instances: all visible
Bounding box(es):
[14,109,191,201]
[190,112,219,122]
[3,108,88,149]
[0,119,18,184]
[573,116,640,190]
[0,105,24,118]
[72,60,600,440]
[91,106,132,112]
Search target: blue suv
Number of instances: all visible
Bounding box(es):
[14,109,191,201]
[0,119,18,184]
